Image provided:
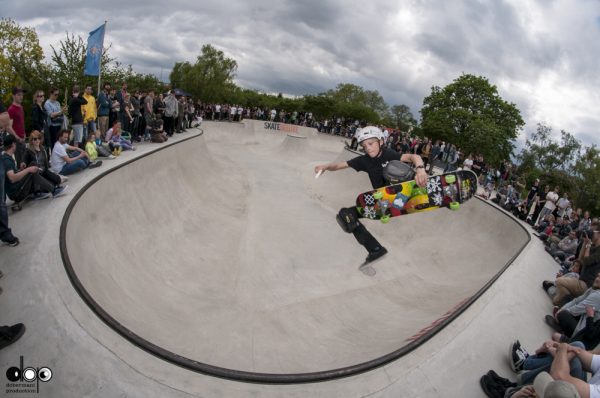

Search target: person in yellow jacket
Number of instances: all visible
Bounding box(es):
[82,85,98,142]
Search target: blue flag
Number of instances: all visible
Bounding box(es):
[84,24,105,76]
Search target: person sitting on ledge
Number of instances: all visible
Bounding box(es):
[2,135,55,205]
[50,129,101,176]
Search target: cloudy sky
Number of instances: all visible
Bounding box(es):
[2,0,600,146]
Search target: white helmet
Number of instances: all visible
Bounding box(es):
[355,126,383,143]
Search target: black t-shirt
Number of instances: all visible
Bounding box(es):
[527,185,539,202]
[68,95,87,124]
[347,148,401,189]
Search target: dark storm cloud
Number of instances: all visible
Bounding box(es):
[2,0,599,145]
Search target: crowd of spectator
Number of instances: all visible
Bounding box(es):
[479,175,600,396]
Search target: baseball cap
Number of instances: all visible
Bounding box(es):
[534,372,580,398]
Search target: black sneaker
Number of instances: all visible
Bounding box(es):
[509,340,528,372]
[487,370,517,388]
[479,374,506,398]
[542,281,555,292]
[3,237,19,247]
[0,323,26,350]
[365,247,388,263]
[88,160,103,169]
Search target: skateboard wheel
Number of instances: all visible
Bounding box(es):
[445,174,456,184]
[373,191,383,200]
[381,215,391,224]
[449,202,460,210]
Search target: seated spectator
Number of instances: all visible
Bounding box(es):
[549,342,600,398]
[2,135,55,205]
[148,117,168,143]
[50,130,101,176]
[549,223,600,307]
[480,340,586,397]
[24,130,68,198]
[85,133,115,160]
[546,231,580,261]
[105,121,134,153]
[545,273,600,339]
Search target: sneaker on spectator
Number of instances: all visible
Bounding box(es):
[486,370,517,388]
[2,237,19,247]
[0,323,26,350]
[509,340,529,372]
[88,160,102,169]
[542,281,555,292]
[60,175,69,184]
[108,154,116,159]
[32,192,52,201]
[52,185,69,198]
[479,373,507,398]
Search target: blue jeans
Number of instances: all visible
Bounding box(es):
[72,124,84,144]
[60,152,89,176]
[519,341,586,385]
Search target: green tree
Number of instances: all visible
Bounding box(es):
[573,145,600,215]
[0,18,49,102]
[169,44,237,102]
[389,104,417,131]
[325,83,388,116]
[420,74,524,165]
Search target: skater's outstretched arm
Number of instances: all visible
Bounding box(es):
[314,162,349,175]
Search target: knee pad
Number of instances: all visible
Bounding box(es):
[337,208,360,233]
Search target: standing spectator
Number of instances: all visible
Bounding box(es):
[557,193,571,219]
[428,140,441,175]
[108,87,120,129]
[536,186,560,227]
[163,91,178,136]
[0,100,19,246]
[122,93,134,135]
[82,85,98,140]
[130,91,141,142]
[97,82,111,140]
[177,97,185,133]
[143,90,155,141]
[44,88,66,146]
[463,154,474,170]
[31,90,49,154]
[8,86,26,165]
[68,86,87,149]
[115,82,128,126]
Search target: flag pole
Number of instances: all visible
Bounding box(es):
[97,20,107,96]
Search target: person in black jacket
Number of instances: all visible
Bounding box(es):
[68,85,87,148]
[31,90,49,156]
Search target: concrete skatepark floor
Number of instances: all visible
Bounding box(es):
[1,120,559,397]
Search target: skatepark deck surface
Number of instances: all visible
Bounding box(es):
[0,120,562,397]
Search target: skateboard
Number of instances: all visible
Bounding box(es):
[10,194,32,212]
[355,169,478,223]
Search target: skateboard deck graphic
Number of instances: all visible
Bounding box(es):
[356,170,478,222]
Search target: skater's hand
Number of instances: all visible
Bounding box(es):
[314,165,326,174]
[415,168,427,187]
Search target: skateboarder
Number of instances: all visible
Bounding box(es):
[315,126,428,263]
